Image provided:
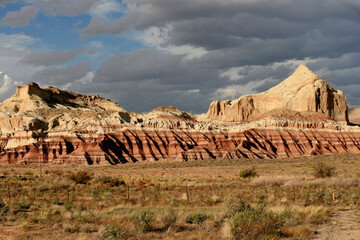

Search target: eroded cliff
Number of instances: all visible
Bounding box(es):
[0,66,358,165]
[207,65,349,123]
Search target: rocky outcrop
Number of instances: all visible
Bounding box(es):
[349,108,360,125]
[0,82,144,137]
[0,82,126,112]
[0,66,358,165]
[207,65,349,123]
[1,124,360,165]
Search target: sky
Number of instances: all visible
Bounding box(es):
[0,0,360,113]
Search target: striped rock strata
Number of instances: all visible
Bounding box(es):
[0,66,359,165]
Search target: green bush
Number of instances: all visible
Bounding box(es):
[67,171,93,184]
[139,209,155,232]
[226,197,284,240]
[226,197,252,217]
[239,167,258,179]
[231,210,284,240]
[186,213,208,224]
[313,162,336,178]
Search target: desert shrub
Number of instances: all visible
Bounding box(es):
[73,210,98,224]
[99,223,135,240]
[50,184,70,193]
[225,197,284,239]
[93,188,101,201]
[163,209,177,228]
[313,189,326,203]
[63,223,79,233]
[97,176,125,187]
[0,198,9,216]
[306,208,331,225]
[139,209,155,232]
[186,213,208,224]
[67,170,93,184]
[13,201,31,213]
[280,226,313,239]
[353,186,360,203]
[17,175,35,181]
[226,197,252,217]
[37,184,50,193]
[46,169,64,176]
[64,200,73,212]
[239,167,258,179]
[52,169,64,176]
[24,171,34,176]
[51,198,62,206]
[78,223,98,233]
[230,206,284,240]
[313,162,336,178]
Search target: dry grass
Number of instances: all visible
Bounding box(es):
[0,153,360,239]
[313,162,336,178]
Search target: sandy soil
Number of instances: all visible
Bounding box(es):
[313,209,360,240]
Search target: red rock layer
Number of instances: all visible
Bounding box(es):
[1,126,360,165]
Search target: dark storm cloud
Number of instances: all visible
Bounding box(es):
[31,62,92,85]
[75,79,211,113]
[339,84,360,107]
[4,0,360,113]
[77,0,360,113]
[96,49,185,82]
[167,15,309,50]
[89,49,226,112]
[79,0,360,66]
[80,0,360,36]
[20,48,86,66]
[95,48,222,92]
[307,53,360,73]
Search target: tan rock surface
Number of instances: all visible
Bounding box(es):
[0,66,359,165]
[0,82,142,135]
[207,65,348,123]
[349,108,360,124]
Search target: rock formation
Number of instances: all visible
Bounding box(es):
[0,65,359,165]
[207,65,348,123]
[349,108,360,125]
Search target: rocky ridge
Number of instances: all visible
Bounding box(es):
[207,65,348,123]
[0,65,359,165]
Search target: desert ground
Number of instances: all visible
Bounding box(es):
[0,153,360,239]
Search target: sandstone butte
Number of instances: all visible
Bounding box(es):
[1,65,360,165]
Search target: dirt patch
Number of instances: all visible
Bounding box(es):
[313,209,360,240]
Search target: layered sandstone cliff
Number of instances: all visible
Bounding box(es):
[207,65,348,123]
[0,66,358,165]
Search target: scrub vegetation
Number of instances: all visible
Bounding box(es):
[0,153,360,239]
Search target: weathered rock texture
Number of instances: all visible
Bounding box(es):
[207,65,349,123]
[349,108,360,125]
[2,126,360,165]
[0,66,359,165]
